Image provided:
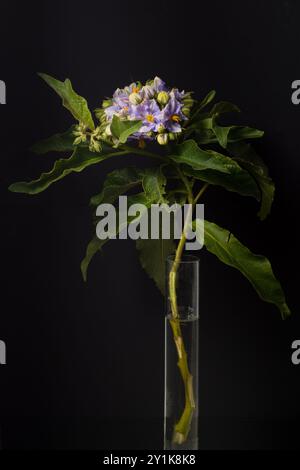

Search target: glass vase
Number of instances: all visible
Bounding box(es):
[164,255,199,450]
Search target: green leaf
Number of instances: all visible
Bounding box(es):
[136,236,176,295]
[209,101,240,116]
[110,115,142,143]
[194,219,290,319]
[170,139,239,174]
[9,145,123,195]
[228,142,274,220]
[31,127,76,154]
[228,126,264,141]
[39,73,95,130]
[213,125,264,148]
[198,90,216,110]
[212,124,232,148]
[190,90,216,122]
[184,164,260,200]
[188,100,240,142]
[81,193,151,281]
[90,167,145,206]
[142,166,167,203]
[193,126,263,147]
[80,236,107,282]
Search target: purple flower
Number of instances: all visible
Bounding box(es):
[160,97,187,133]
[153,76,167,93]
[135,99,161,134]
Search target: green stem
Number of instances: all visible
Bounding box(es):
[168,177,209,445]
[194,183,209,205]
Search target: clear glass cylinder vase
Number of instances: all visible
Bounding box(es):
[164,255,199,450]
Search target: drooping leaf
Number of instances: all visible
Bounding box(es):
[90,167,145,206]
[169,139,239,174]
[111,115,142,144]
[228,142,274,220]
[31,127,76,154]
[81,193,151,281]
[39,73,95,130]
[9,145,124,195]
[136,236,176,295]
[194,219,290,319]
[184,164,260,200]
[80,236,107,283]
[142,166,167,203]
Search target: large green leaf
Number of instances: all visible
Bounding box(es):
[194,219,290,319]
[81,193,151,281]
[184,164,260,200]
[90,167,145,206]
[9,145,126,195]
[39,73,95,130]
[111,115,142,144]
[136,236,176,295]
[170,139,243,174]
[142,166,167,203]
[31,127,75,154]
[228,142,274,220]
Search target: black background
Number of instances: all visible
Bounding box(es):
[0,0,299,450]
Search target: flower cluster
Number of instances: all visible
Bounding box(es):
[96,77,194,146]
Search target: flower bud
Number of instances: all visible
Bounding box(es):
[95,108,104,120]
[142,85,155,99]
[157,133,169,145]
[105,124,112,136]
[157,91,169,105]
[157,123,165,134]
[168,132,176,141]
[129,92,142,105]
[73,136,83,145]
[182,98,194,106]
[89,139,101,153]
[102,99,112,108]
[183,92,193,99]
[182,106,191,117]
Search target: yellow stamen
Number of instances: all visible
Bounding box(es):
[146,114,154,122]
[171,114,180,123]
[132,86,140,93]
[123,106,129,111]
